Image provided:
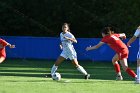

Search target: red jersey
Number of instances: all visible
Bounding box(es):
[101,34,128,53]
[0,39,8,57]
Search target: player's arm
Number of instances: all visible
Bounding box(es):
[7,43,15,48]
[127,26,140,47]
[119,33,126,40]
[64,36,77,43]
[86,41,105,51]
[59,42,63,50]
[127,36,137,47]
[0,39,15,48]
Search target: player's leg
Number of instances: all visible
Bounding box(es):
[112,54,123,80]
[71,58,87,75]
[51,56,65,75]
[120,58,137,78]
[0,57,6,64]
[71,58,90,79]
[135,51,140,83]
[50,50,67,76]
[136,59,140,83]
[68,49,90,79]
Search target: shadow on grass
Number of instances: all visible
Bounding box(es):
[0,59,136,81]
[0,73,45,77]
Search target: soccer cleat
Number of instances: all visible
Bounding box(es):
[134,80,140,84]
[116,75,123,80]
[134,78,140,84]
[85,74,90,80]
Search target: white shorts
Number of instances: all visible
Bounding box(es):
[60,48,77,60]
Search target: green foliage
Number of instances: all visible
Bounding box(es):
[0,0,140,37]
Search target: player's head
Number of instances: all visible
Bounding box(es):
[62,23,70,32]
[101,26,114,37]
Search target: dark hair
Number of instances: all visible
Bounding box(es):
[101,26,116,35]
[101,27,111,34]
[62,23,70,32]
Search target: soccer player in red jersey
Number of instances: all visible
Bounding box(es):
[0,38,15,63]
[86,26,137,80]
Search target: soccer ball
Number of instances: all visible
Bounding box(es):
[52,72,61,81]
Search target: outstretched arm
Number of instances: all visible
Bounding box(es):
[86,42,105,51]
[0,39,15,48]
[127,36,137,47]
[7,43,15,48]
[127,26,140,47]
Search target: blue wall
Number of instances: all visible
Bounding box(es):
[2,36,138,62]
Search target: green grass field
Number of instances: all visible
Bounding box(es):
[0,59,139,93]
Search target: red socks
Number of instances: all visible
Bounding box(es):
[126,68,136,78]
[114,63,121,73]
[114,63,136,78]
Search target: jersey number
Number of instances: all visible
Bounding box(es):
[111,35,119,40]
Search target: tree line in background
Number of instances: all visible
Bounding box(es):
[0,0,140,38]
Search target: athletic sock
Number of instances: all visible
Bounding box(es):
[114,63,121,74]
[77,65,88,75]
[137,67,140,81]
[126,68,137,78]
[51,64,58,75]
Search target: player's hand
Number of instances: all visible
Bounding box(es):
[86,46,92,51]
[10,45,15,48]
[122,36,126,40]
[60,45,63,50]
[120,36,126,40]
[127,43,131,47]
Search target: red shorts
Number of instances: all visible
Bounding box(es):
[0,50,6,58]
[0,54,6,58]
[117,49,128,60]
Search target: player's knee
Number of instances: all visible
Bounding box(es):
[0,57,5,63]
[0,60,4,63]
[122,66,128,71]
[72,62,79,68]
[112,59,118,65]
